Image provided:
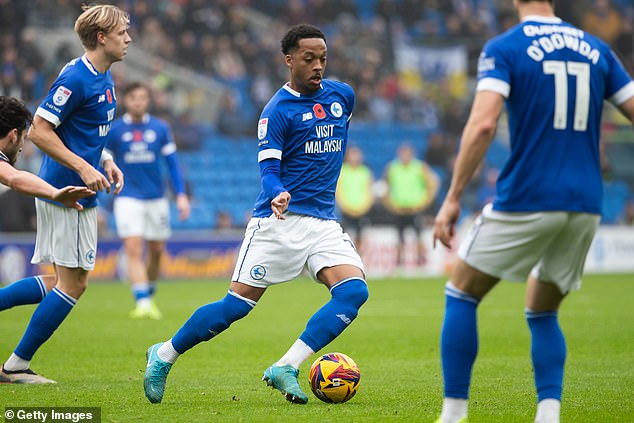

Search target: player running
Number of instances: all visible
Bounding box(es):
[144,23,368,405]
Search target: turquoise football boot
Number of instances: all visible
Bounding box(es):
[262,364,308,404]
[144,343,173,403]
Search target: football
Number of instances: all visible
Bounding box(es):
[308,352,361,403]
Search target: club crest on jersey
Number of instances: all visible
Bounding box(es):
[313,103,326,119]
[330,102,343,118]
[53,86,72,106]
[250,265,266,280]
[258,118,268,140]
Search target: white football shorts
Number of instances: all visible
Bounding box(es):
[31,199,99,271]
[232,213,365,288]
[458,204,600,293]
[113,196,171,240]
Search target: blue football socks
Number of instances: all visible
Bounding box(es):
[171,290,255,354]
[14,288,76,361]
[441,282,480,399]
[132,283,151,302]
[526,310,566,402]
[299,278,368,352]
[0,276,49,311]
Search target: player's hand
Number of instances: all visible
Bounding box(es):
[52,186,95,210]
[79,164,111,193]
[271,191,291,220]
[176,193,190,221]
[102,159,124,194]
[433,197,461,249]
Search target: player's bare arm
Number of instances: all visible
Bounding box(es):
[433,90,504,249]
[28,115,110,193]
[0,161,94,210]
[617,95,634,126]
[271,191,291,220]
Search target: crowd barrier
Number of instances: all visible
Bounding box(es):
[1,224,633,284]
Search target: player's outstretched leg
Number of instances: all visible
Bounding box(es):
[143,290,255,403]
[0,275,53,311]
[436,282,480,423]
[263,278,368,404]
[1,286,77,384]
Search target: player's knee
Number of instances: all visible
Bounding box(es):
[332,278,369,310]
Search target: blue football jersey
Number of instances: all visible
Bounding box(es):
[477,15,634,213]
[252,79,355,220]
[106,113,179,199]
[35,55,117,208]
[0,151,9,164]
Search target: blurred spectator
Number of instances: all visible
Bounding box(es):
[581,0,623,45]
[383,143,439,266]
[172,110,204,151]
[216,91,252,138]
[336,145,375,252]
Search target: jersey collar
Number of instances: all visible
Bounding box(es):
[282,82,323,98]
[81,54,99,76]
[123,113,150,124]
[521,15,562,24]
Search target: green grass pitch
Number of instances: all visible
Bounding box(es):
[1,274,633,422]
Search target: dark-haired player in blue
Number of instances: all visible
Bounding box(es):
[107,82,190,320]
[144,23,368,405]
[0,4,130,384]
[0,96,93,316]
[432,1,634,422]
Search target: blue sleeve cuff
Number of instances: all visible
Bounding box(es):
[260,158,286,198]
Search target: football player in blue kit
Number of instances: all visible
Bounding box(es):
[106,82,190,320]
[144,23,368,405]
[432,1,634,422]
[0,95,94,314]
[0,5,131,384]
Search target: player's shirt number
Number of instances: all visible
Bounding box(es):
[543,60,590,132]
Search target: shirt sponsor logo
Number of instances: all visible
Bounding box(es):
[258,118,268,140]
[478,54,495,72]
[53,86,72,106]
[330,102,343,118]
[313,103,326,119]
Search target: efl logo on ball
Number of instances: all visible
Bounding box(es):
[309,352,360,403]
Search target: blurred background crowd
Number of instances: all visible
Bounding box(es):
[1,0,634,234]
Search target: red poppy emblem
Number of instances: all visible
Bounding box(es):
[313,103,326,119]
[106,89,113,104]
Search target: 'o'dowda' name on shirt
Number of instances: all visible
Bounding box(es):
[523,24,600,64]
[304,123,343,154]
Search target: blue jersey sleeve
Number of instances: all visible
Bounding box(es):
[476,39,512,97]
[36,69,85,128]
[605,49,634,104]
[257,105,287,163]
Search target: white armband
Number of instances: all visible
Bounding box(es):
[99,149,113,167]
